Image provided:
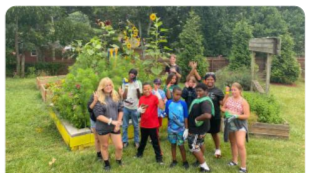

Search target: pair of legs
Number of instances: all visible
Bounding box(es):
[122,107,140,145]
[187,134,207,165]
[98,133,123,162]
[229,130,247,168]
[137,128,162,161]
[169,131,187,163]
[91,128,101,153]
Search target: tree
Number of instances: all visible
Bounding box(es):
[178,10,208,80]
[271,34,301,84]
[228,20,253,70]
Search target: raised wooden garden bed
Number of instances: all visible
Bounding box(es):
[36,75,66,89]
[49,108,168,151]
[40,84,53,102]
[249,122,289,139]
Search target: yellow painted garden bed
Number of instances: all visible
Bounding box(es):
[49,108,168,151]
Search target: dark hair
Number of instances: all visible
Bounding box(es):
[172,86,182,93]
[142,82,151,87]
[195,82,208,91]
[166,73,178,85]
[129,69,138,76]
[204,72,216,81]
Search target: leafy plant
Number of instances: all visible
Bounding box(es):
[243,92,283,124]
[215,66,252,91]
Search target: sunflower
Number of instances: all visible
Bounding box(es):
[132,26,137,31]
[133,31,138,37]
[150,13,156,21]
[127,43,132,49]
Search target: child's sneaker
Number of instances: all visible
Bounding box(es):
[239,168,247,173]
[199,167,211,172]
[183,161,189,169]
[214,149,221,158]
[169,160,178,168]
[156,159,164,165]
[228,161,238,166]
[192,160,200,167]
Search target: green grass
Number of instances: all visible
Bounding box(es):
[6,78,305,173]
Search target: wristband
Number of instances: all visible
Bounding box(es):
[225,91,230,95]
[108,118,112,125]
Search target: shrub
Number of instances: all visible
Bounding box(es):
[178,10,209,81]
[215,66,252,91]
[25,62,65,76]
[228,20,253,70]
[243,92,283,124]
[271,34,301,84]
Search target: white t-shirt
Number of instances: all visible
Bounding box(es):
[122,80,142,109]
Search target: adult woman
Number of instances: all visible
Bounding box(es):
[204,72,226,158]
[221,82,250,173]
[164,73,178,100]
[93,77,123,171]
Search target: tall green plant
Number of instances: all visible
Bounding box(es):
[228,20,253,70]
[178,10,208,81]
[271,34,301,84]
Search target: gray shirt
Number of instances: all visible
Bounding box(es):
[93,96,123,133]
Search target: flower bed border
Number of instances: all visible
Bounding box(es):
[249,122,290,139]
[49,108,168,151]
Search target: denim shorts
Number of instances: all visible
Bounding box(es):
[90,118,96,128]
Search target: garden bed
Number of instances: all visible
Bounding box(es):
[40,84,53,102]
[249,122,290,139]
[36,75,66,89]
[49,108,168,151]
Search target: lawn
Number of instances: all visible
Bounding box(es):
[6,78,305,173]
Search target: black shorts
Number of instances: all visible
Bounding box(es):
[97,130,121,136]
[207,118,221,134]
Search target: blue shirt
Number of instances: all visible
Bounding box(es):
[165,100,188,133]
[152,89,166,117]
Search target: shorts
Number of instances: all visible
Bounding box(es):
[97,130,121,136]
[90,118,96,128]
[207,118,221,134]
[187,133,206,152]
[168,131,184,146]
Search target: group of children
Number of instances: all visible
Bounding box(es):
[88,54,250,173]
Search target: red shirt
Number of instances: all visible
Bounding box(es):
[139,94,159,128]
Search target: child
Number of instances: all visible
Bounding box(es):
[182,75,197,108]
[164,73,178,100]
[136,83,165,164]
[165,87,189,169]
[187,83,214,172]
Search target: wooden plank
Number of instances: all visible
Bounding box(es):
[249,38,281,55]
[252,122,289,130]
[249,132,289,139]
[251,80,265,94]
[250,52,255,91]
[265,54,273,94]
[249,127,289,136]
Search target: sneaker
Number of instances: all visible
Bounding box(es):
[103,165,111,171]
[199,167,211,172]
[228,161,238,166]
[156,159,164,165]
[97,152,102,160]
[183,161,189,169]
[239,168,247,173]
[192,160,200,167]
[116,160,123,166]
[214,149,221,158]
[169,160,178,168]
[123,142,129,148]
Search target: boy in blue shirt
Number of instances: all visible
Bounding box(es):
[165,87,189,169]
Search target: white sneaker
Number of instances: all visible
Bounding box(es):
[214,149,221,158]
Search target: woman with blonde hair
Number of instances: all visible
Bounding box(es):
[93,77,124,171]
[221,82,250,173]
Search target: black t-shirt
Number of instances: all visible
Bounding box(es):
[165,64,181,75]
[207,87,224,119]
[188,100,212,134]
[181,87,197,108]
[87,94,96,121]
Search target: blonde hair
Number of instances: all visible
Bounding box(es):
[170,54,176,59]
[231,82,243,95]
[97,77,120,104]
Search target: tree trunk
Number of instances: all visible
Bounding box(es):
[52,44,56,61]
[21,54,25,78]
[15,19,20,76]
